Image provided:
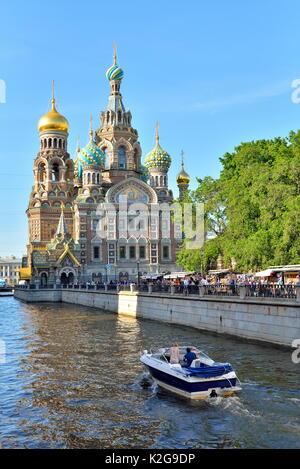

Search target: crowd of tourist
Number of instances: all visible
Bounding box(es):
[59,271,300,299]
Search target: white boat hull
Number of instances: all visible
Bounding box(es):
[141,353,241,400]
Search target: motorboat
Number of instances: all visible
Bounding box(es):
[140,346,241,399]
[0,287,14,297]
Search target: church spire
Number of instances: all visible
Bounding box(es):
[89,115,93,137]
[177,150,190,199]
[56,203,68,237]
[101,44,132,127]
[113,41,117,66]
[155,120,160,144]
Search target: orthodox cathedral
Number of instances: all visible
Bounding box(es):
[22,48,190,285]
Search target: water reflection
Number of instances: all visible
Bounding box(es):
[1,297,300,448]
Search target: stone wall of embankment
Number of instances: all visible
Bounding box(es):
[14,288,300,348]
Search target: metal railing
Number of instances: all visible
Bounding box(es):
[244,283,296,299]
[14,282,299,300]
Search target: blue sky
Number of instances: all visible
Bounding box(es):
[1,0,300,257]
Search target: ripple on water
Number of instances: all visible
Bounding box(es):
[1,297,300,449]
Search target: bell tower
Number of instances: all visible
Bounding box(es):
[176,150,190,200]
[27,82,75,246]
[95,43,142,187]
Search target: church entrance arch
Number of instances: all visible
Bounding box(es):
[40,272,48,287]
[59,268,75,285]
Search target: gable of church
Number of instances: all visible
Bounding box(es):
[106,177,158,204]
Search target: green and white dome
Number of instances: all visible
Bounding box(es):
[76,133,105,179]
[145,141,171,170]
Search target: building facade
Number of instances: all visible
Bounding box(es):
[0,256,22,286]
[23,49,190,285]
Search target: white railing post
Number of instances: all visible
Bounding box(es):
[239,285,246,299]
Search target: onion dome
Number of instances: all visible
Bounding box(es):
[77,120,105,174]
[106,64,124,81]
[145,122,171,171]
[176,150,190,185]
[176,167,190,185]
[106,43,124,81]
[38,82,69,133]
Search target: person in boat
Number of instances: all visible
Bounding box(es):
[169,343,180,364]
[183,347,197,367]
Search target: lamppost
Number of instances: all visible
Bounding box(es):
[137,259,140,286]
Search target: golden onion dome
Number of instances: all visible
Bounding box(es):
[38,98,69,133]
[176,168,190,185]
[176,151,190,185]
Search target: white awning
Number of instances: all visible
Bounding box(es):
[163,272,195,279]
[208,269,231,275]
[254,269,275,277]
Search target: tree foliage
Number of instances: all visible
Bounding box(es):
[177,130,300,272]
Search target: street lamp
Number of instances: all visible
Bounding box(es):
[137,259,140,286]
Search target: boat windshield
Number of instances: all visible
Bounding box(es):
[150,346,215,365]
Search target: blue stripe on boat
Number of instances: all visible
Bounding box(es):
[147,365,236,393]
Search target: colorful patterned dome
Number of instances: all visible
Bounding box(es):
[106,44,124,81]
[145,141,171,171]
[106,64,124,81]
[76,133,105,179]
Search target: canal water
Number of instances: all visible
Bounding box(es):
[1,297,300,449]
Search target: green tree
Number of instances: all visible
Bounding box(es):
[177,130,300,272]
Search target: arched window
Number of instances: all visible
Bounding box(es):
[155,175,158,186]
[87,173,91,184]
[53,138,57,148]
[106,111,110,124]
[118,146,126,168]
[92,173,96,184]
[40,273,48,287]
[97,173,100,184]
[160,176,163,186]
[102,147,109,168]
[52,163,59,181]
[164,176,167,186]
[58,139,62,149]
[48,138,52,148]
[44,138,47,148]
[118,111,122,122]
[38,162,46,182]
